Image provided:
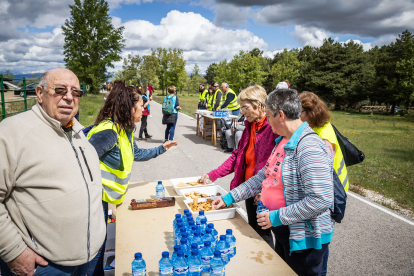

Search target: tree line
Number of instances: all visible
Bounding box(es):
[204,30,414,113]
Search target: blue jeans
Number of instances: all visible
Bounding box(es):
[165,113,178,141]
[0,256,100,276]
[231,109,240,116]
[321,246,329,276]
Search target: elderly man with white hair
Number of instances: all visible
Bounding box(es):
[0,68,106,276]
[219,82,240,115]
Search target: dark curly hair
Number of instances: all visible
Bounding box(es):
[95,80,141,133]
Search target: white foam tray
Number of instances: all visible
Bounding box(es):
[181,186,227,201]
[170,176,215,196]
[183,198,240,222]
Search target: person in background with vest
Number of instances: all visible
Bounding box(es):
[198,84,208,109]
[211,82,222,111]
[163,86,181,142]
[201,86,277,248]
[87,81,178,275]
[218,83,241,115]
[205,86,215,111]
[212,88,334,276]
[299,91,349,276]
[138,86,152,140]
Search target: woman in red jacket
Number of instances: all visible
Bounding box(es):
[138,86,152,140]
[201,86,278,248]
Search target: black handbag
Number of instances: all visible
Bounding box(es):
[162,113,177,125]
[331,124,365,166]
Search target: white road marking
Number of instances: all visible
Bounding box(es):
[348,191,414,226]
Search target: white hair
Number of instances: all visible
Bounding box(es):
[222,83,229,88]
[276,82,289,89]
[39,72,49,88]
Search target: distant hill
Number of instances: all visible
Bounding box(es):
[13,73,44,80]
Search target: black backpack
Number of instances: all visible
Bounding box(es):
[297,133,347,223]
[331,124,365,167]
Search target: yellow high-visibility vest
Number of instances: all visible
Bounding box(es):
[222,88,240,111]
[87,120,134,204]
[206,91,222,111]
[199,89,208,101]
[313,122,349,192]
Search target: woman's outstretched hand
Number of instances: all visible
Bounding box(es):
[212,196,226,210]
[200,174,212,184]
[163,141,178,150]
[257,211,272,229]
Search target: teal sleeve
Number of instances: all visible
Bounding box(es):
[222,193,235,206]
[269,210,283,227]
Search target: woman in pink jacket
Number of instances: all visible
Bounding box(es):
[201,86,278,247]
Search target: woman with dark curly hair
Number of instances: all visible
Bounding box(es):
[86,80,177,275]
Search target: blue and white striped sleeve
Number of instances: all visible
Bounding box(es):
[229,167,266,203]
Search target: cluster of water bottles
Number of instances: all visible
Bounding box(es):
[132,209,237,275]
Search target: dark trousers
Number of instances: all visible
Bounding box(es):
[165,113,178,141]
[272,225,329,276]
[139,115,149,138]
[245,197,274,249]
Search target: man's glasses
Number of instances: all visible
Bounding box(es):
[214,85,219,87]
[45,86,84,98]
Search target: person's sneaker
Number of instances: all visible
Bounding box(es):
[138,137,147,141]
[224,148,233,153]
[145,134,152,138]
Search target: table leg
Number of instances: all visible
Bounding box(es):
[196,114,200,136]
[203,118,207,140]
[212,119,216,146]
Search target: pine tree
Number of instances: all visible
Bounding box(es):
[62,0,124,94]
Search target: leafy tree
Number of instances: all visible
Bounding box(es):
[140,55,159,87]
[215,51,267,93]
[298,38,371,109]
[0,70,14,80]
[166,48,187,92]
[62,0,124,94]
[152,48,169,95]
[270,49,304,89]
[122,54,142,85]
[205,63,218,85]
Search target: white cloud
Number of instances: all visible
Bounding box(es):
[291,25,330,47]
[120,10,268,72]
[214,4,252,28]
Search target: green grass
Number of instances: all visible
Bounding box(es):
[153,90,200,118]
[0,98,37,121]
[331,111,414,212]
[78,93,106,126]
[153,93,414,212]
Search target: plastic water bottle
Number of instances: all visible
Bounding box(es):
[174,224,183,244]
[188,225,197,242]
[199,218,207,235]
[132,252,146,276]
[171,245,181,263]
[173,251,189,275]
[173,214,182,228]
[210,251,225,276]
[225,229,236,258]
[187,221,195,235]
[200,241,214,273]
[196,211,207,226]
[159,251,173,276]
[207,223,219,242]
[177,228,187,245]
[256,201,269,214]
[180,237,190,259]
[174,219,183,240]
[190,243,200,259]
[156,181,165,198]
[188,250,202,276]
[216,236,230,265]
[202,228,216,248]
[187,218,195,230]
[191,231,204,250]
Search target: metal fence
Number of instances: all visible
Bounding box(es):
[0,74,87,120]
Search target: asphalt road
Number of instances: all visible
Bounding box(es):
[131,101,414,275]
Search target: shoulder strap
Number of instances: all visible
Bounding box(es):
[295,132,319,154]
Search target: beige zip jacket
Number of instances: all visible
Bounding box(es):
[0,103,106,265]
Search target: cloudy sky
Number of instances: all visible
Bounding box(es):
[1,0,413,75]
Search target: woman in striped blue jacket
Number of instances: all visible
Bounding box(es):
[212,89,334,276]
